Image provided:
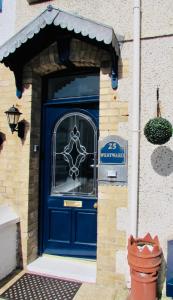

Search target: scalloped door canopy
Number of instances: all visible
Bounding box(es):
[0,6,119,97]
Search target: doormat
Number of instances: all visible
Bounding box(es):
[0,273,82,300]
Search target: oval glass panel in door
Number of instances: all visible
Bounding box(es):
[52,112,97,196]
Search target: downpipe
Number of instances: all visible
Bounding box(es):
[126,0,141,288]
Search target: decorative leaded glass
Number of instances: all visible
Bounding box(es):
[52,112,97,196]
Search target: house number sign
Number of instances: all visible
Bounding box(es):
[100,141,126,165]
[98,135,128,184]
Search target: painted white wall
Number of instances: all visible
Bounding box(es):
[0,205,19,280]
[0,224,18,280]
[138,36,173,252]
[0,0,16,46]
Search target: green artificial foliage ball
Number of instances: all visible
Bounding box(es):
[144,117,172,145]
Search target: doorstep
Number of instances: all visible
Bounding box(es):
[27,255,96,283]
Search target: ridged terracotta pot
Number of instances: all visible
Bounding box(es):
[127,233,162,300]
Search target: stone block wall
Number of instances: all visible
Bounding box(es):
[97,69,128,286]
[27,74,42,263]
[0,67,42,266]
[0,64,32,267]
[97,185,128,286]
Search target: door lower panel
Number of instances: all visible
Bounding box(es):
[46,206,97,257]
[49,209,71,243]
[75,210,97,244]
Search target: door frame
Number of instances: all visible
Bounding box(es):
[38,67,100,256]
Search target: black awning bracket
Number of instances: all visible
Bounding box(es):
[111,52,118,90]
[14,66,24,99]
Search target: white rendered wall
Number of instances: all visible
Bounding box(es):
[0,0,16,46]
[138,36,173,252]
[0,205,19,280]
[0,224,18,280]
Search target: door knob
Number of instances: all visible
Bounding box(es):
[93,202,98,209]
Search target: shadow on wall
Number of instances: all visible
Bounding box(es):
[0,132,6,152]
[151,146,173,176]
[20,119,30,145]
[16,222,23,270]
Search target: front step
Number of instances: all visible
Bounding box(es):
[27,255,96,283]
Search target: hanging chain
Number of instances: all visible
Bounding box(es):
[157,87,161,117]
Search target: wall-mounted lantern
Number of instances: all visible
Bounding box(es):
[5,105,25,139]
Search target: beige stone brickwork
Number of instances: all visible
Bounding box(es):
[0,64,32,267]
[97,185,128,286]
[27,74,42,263]
[96,72,128,286]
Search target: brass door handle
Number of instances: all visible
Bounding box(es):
[93,202,98,209]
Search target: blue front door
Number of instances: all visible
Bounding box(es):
[40,71,99,258]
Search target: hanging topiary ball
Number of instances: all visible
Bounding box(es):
[144,117,172,145]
